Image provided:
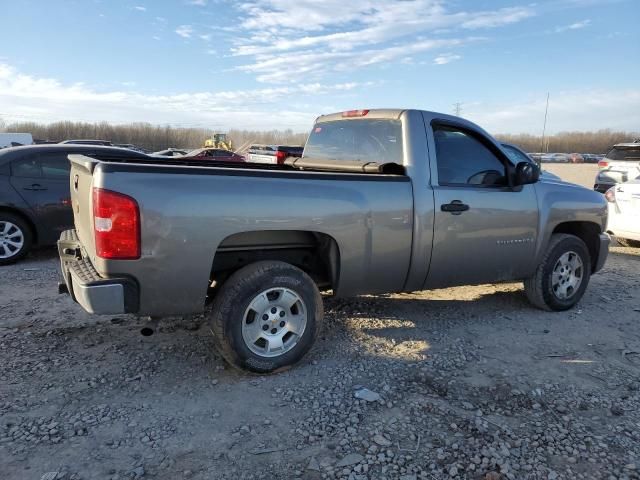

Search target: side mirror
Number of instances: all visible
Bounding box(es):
[515,161,540,186]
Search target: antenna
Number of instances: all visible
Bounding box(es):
[540,92,550,153]
[453,102,462,117]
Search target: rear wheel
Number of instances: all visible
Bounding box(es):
[208,261,323,373]
[615,237,640,248]
[0,213,32,265]
[524,234,591,311]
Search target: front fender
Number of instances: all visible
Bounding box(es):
[533,181,607,267]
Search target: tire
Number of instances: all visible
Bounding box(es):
[0,213,33,266]
[615,237,640,248]
[524,234,591,311]
[208,260,323,373]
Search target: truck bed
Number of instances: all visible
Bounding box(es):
[68,154,415,316]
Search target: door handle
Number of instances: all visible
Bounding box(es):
[441,200,469,214]
[23,184,47,191]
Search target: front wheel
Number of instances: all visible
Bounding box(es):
[524,234,591,311]
[208,261,323,373]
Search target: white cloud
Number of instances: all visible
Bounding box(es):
[205,48,218,55]
[466,89,640,134]
[199,33,212,41]
[134,6,146,12]
[233,3,532,56]
[175,25,194,38]
[555,19,591,32]
[433,53,461,65]
[188,0,208,5]
[0,63,367,130]
[237,37,477,82]
[231,1,534,83]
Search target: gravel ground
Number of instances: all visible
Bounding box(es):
[2,166,639,480]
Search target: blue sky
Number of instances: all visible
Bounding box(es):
[0,0,638,133]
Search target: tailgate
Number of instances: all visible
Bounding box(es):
[68,154,98,258]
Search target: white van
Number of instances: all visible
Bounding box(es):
[0,133,34,149]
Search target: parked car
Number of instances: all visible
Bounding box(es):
[529,153,544,163]
[151,148,190,157]
[0,133,34,149]
[568,153,584,164]
[543,153,570,163]
[582,154,602,164]
[59,139,113,146]
[58,108,608,373]
[500,143,562,182]
[246,144,304,164]
[114,143,148,153]
[0,144,150,264]
[181,148,245,162]
[604,180,640,247]
[594,142,640,193]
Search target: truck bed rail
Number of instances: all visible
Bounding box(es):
[69,153,406,176]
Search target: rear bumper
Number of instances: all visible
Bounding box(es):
[593,233,610,273]
[57,229,139,314]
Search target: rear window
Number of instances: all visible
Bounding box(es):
[605,147,640,161]
[304,119,403,164]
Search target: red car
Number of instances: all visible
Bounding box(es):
[182,148,245,162]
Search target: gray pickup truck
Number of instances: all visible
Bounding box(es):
[58,109,609,373]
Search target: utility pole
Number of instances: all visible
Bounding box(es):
[540,92,550,153]
[453,102,462,117]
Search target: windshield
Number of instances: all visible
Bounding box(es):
[605,146,640,161]
[304,119,403,164]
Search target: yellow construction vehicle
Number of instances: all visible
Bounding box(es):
[204,133,233,151]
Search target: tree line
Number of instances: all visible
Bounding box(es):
[0,119,308,152]
[495,129,638,154]
[1,118,637,153]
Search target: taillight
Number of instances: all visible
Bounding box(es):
[92,187,140,259]
[598,160,609,168]
[275,150,287,164]
[604,187,616,203]
[342,109,369,117]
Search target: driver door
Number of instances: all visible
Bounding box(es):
[424,122,539,289]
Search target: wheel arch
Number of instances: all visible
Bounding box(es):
[210,230,341,292]
[552,221,601,273]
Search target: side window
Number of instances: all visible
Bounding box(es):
[215,149,232,157]
[11,156,42,178]
[433,125,507,186]
[40,153,71,178]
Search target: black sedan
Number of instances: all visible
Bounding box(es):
[0,144,149,264]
